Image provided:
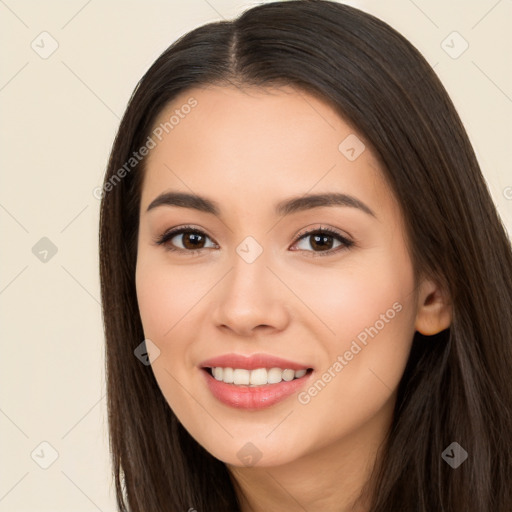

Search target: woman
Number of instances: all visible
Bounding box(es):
[98,1,512,510]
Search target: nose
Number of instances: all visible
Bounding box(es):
[212,249,290,337]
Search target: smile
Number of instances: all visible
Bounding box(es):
[199,353,314,409]
[208,367,309,386]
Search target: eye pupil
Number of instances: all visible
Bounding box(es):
[183,232,205,249]
[311,234,334,251]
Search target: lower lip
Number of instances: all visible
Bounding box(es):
[202,369,313,409]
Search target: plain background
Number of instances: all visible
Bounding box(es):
[0,0,510,510]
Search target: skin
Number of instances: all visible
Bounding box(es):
[135,84,452,512]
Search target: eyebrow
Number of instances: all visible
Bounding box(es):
[146,191,376,218]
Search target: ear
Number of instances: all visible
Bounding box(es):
[414,277,452,335]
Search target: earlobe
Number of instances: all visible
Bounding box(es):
[414,278,452,336]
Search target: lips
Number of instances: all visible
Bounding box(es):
[199,353,314,409]
[199,353,311,371]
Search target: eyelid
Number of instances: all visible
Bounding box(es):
[293,224,353,243]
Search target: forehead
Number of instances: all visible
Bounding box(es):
[140,84,393,220]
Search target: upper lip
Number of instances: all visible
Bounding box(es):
[199,353,312,371]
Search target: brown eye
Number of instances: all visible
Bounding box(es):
[292,226,354,257]
[179,231,207,250]
[308,233,336,251]
[155,226,217,254]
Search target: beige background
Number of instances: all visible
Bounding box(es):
[0,0,510,510]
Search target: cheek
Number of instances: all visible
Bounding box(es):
[135,257,207,339]
[289,252,416,347]
[135,260,205,416]
[289,243,417,401]
[296,248,417,409]
[135,264,170,339]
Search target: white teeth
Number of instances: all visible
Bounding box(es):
[267,367,283,384]
[209,367,309,386]
[282,369,295,381]
[222,367,234,384]
[250,368,267,386]
[233,369,250,385]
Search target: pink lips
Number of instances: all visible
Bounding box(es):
[200,353,310,371]
[199,353,313,410]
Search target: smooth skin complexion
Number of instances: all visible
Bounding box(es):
[135,85,452,512]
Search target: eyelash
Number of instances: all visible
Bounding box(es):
[153,224,354,258]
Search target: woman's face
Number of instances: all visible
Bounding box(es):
[135,84,423,467]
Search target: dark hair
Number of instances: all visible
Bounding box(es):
[99,1,512,510]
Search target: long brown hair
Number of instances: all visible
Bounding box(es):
[99,1,512,510]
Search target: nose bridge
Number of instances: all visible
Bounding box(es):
[213,234,289,334]
[226,235,273,303]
